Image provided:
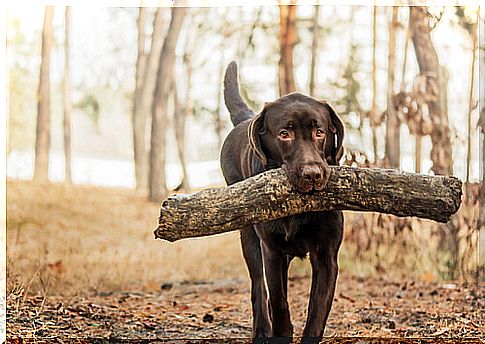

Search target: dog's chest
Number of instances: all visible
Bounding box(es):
[256,212,331,258]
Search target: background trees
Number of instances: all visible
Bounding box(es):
[409,6,452,176]
[6,5,482,282]
[278,3,297,96]
[34,6,54,182]
[63,6,72,184]
[149,7,185,202]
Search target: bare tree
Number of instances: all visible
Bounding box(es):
[34,6,54,182]
[479,13,485,240]
[370,6,378,163]
[465,11,479,185]
[278,2,297,96]
[173,75,190,192]
[409,7,452,175]
[149,7,185,202]
[214,12,230,150]
[385,7,399,169]
[397,15,423,172]
[308,4,320,97]
[133,8,166,192]
[63,6,72,183]
[132,7,149,191]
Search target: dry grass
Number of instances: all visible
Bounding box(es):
[6,179,479,297]
[7,179,247,295]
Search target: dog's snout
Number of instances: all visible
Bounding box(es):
[301,166,322,183]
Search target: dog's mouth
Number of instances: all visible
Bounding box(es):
[283,163,330,193]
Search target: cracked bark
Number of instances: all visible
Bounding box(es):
[154,166,462,242]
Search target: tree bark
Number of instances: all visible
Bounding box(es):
[149,7,185,202]
[308,4,320,97]
[409,7,452,175]
[278,2,297,96]
[34,6,54,182]
[63,6,72,184]
[154,166,462,242]
[133,7,149,191]
[385,7,400,169]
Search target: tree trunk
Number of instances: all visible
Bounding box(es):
[63,6,72,184]
[278,2,297,96]
[149,7,185,202]
[415,134,422,173]
[34,6,54,182]
[133,8,165,192]
[465,11,478,186]
[154,166,462,242]
[385,7,400,169]
[133,7,149,191]
[173,76,190,192]
[480,109,485,254]
[308,4,320,97]
[479,13,485,248]
[409,7,452,175]
[370,5,378,163]
[214,20,227,150]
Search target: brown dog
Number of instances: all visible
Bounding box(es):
[220,62,345,343]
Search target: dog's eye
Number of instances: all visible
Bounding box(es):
[315,129,325,138]
[278,130,291,140]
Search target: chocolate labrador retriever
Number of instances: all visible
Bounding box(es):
[220,62,344,343]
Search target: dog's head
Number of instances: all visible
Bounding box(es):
[248,93,344,193]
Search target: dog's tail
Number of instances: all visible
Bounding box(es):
[224,61,255,126]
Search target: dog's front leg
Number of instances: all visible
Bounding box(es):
[240,227,272,338]
[260,239,293,338]
[301,245,339,343]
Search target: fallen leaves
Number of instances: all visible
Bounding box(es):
[6,274,484,341]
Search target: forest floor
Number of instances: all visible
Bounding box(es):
[6,274,484,342]
[5,179,484,342]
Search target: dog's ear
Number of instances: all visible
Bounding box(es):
[320,101,345,165]
[247,108,268,166]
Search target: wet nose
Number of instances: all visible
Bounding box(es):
[301,166,322,183]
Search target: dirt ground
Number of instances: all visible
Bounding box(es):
[6,179,484,342]
[7,274,484,342]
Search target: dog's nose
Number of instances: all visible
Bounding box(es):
[301,166,322,183]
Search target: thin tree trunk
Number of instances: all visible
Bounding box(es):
[214,18,227,150]
[480,108,485,235]
[278,2,297,96]
[173,74,190,192]
[385,7,400,169]
[400,22,410,92]
[309,4,320,97]
[370,5,378,163]
[133,7,148,191]
[133,8,165,192]
[465,11,478,185]
[415,134,422,173]
[34,6,54,182]
[63,6,72,184]
[409,6,452,175]
[139,8,166,116]
[149,7,185,202]
[479,13,485,241]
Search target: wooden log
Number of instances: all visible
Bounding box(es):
[154,166,462,242]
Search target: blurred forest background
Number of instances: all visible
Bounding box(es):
[6,4,483,298]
